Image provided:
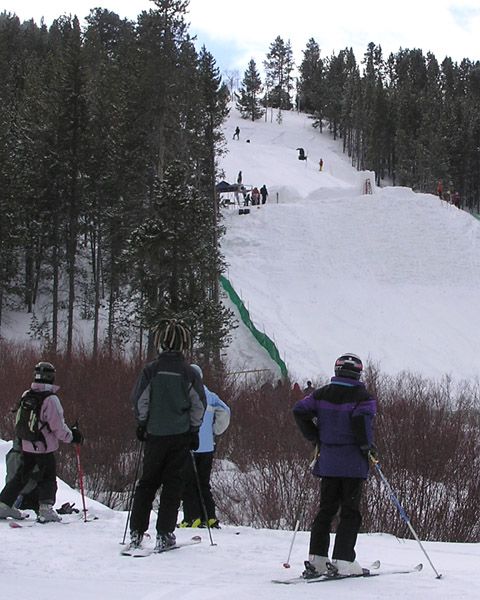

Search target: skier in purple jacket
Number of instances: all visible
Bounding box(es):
[293,353,376,577]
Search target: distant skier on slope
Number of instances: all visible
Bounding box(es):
[296,147,307,160]
[292,353,377,578]
[260,184,268,204]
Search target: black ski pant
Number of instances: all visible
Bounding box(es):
[181,451,215,522]
[309,476,363,562]
[0,451,57,508]
[130,433,190,535]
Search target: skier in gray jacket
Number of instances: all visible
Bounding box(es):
[125,319,206,555]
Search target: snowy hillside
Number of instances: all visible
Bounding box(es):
[220,107,480,383]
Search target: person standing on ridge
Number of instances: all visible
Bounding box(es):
[125,319,206,555]
[319,158,324,171]
[260,184,268,204]
[179,364,230,529]
[292,353,376,578]
[233,126,240,140]
[0,362,83,523]
[436,179,443,199]
[303,380,314,395]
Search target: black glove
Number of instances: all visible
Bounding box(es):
[190,430,200,451]
[57,502,79,515]
[71,426,84,445]
[136,425,147,442]
[360,444,378,462]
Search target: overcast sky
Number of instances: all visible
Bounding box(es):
[4,0,480,74]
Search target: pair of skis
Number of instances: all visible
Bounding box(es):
[120,535,202,557]
[3,514,98,527]
[272,560,423,584]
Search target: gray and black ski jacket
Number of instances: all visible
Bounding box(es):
[131,352,206,436]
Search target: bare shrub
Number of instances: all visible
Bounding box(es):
[213,378,321,530]
[363,372,480,541]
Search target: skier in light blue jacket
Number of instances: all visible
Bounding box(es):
[179,365,230,529]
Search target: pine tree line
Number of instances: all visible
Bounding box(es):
[236,37,480,210]
[0,1,232,363]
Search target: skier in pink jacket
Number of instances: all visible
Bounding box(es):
[0,362,83,522]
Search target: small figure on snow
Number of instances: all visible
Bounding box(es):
[291,383,303,401]
[319,158,324,171]
[179,365,230,529]
[293,353,376,578]
[126,320,206,555]
[296,147,307,161]
[0,362,83,523]
[251,186,260,205]
[260,184,268,204]
[233,126,240,140]
[436,179,443,199]
[237,170,242,185]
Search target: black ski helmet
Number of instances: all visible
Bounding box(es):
[34,361,56,384]
[334,353,363,380]
[191,364,203,380]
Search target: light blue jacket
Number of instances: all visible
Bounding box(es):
[196,386,231,453]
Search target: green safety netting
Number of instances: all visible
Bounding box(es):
[220,275,288,377]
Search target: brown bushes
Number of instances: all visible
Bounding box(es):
[1,341,479,541]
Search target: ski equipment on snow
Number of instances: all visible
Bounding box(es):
[120,535,202,557]
[74,443,88,522]
[272,561,423,584]
[369,452,442,579]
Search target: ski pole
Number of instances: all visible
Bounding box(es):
[283,446,318,568]
[74,444,88,523]
[121,441,144,545]
[190,451,216,546]
[369,453,442,579]
[283,519,301,568]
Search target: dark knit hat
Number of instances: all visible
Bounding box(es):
[153,319,192,353]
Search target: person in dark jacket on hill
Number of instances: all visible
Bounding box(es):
[293,353,376,578]
[260,184,268,204]
[125,319,206,555]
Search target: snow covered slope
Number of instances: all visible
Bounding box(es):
[220,107,480,382]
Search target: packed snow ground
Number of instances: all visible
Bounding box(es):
[220,107,480,384]
[0,440,478,599]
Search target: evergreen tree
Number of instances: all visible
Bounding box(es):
[82,8,141,355]
[299,38,325,121]
[263,36,294,110]
[194,47,232,363]
[236,59,264,121]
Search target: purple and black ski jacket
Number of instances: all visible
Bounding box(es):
[293,377,376,479]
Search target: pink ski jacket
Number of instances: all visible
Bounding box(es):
[21,382,73,453]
